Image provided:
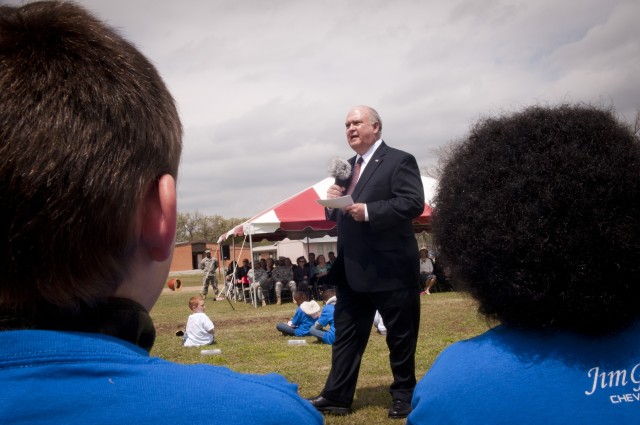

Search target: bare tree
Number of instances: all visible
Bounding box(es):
[415,232,434,250]
[199,215,218,242]
[176,211,249,243]
[175,212,190,242]
[200,214,240,242]
[422,142,458,180]
[176,211,204,242]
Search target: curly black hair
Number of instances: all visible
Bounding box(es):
[433,104,640,334]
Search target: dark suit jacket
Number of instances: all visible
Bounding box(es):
[327,141,424,293]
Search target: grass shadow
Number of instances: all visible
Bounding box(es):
[354,384,392,409]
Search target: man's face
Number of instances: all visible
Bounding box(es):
[206,252,211,258]
[345,108,380,155]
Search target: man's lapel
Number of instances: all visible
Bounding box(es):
[352,141,387,199]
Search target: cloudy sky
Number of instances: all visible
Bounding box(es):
[12,0,640,218]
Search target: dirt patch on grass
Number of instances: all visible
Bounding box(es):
[162,285,201,294]
[154,308,288,333]
[155,322,186,333]
[215,315,271,327]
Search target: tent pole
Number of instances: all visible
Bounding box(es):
[211,245,222,300]
[218,239,236,311]
[235,238,247,303]
[249,225,256,308]
[223,238,237,307]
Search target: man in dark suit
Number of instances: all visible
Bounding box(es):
[308,106,424,419]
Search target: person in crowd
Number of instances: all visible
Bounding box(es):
[418,247,436,294]
[200,249,219,299]
[311,254,331,296]
[248,261,270,307]
[284,257,294,269]
[232,258,251,300]
[293,256,308,287]
[307,252,317,280]
[225,260,237,281]
[224,260,238,296]
[235,258,251,282]
[273,258,297,305]
[308,105,424,419]
[265,257,275,275]
[327,251,336,266]
[373,310,387,336]
[310,289,337,345]
[276,291,321,337]
[183,296,215,347]
[0,2,322,423]
[408,104,640,424]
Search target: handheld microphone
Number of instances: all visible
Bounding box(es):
[328,157,352,188]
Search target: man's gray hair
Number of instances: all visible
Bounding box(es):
[355,105,383,132]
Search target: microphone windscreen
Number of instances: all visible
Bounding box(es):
[327,157,352,188]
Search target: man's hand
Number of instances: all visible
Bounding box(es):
[327,184,345,199]
[345,203,365,221]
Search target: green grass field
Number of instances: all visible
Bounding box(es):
[151,273,489,425]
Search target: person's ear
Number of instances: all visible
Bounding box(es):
[141,174,177,262]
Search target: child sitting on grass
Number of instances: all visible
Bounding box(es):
[276,290,321,337]
[309,288,336,344]
[183,296,215,347]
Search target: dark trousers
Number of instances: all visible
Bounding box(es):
[321,284,420,404]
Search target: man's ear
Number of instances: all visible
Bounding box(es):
[141,174,177,262]
[373,121,381,136]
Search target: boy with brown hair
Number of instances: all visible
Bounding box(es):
[0,2,321,424]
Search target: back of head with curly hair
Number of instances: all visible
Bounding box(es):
[433,104,640,334]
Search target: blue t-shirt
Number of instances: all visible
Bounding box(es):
[0,330,322,424]
[316,304,335,345]
[408,323,640,425]
[291,307,317,337]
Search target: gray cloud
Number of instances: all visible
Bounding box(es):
[18,0,640,218]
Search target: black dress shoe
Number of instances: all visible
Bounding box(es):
[306,395,352,415]
[388,399,412,419]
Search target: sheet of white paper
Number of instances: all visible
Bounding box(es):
[316,195,354,209]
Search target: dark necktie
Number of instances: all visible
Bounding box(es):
[346,157,364,195]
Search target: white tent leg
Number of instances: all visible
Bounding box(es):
[248,228,257,308]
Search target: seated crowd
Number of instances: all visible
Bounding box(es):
[222,253,336,305]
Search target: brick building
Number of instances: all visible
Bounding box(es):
[170,237,337,273]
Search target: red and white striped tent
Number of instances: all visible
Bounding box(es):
[217,176,437,244]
